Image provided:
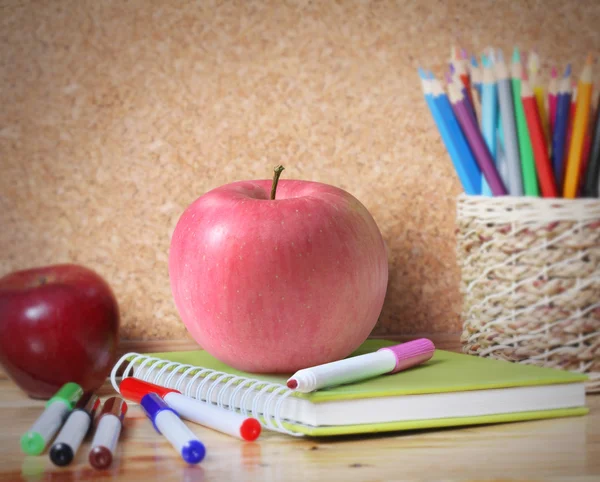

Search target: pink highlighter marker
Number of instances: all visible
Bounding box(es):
[286,339,435,393]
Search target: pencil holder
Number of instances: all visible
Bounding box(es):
[456,194,600,392]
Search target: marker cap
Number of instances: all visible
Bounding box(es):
[120,377,180,403]
[46,382,84,409]
[21,432,45,455]
[99,397,128,423]
[378,338,436,373]
[140,393,179,433]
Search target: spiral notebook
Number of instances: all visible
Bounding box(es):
[111,339,588,437]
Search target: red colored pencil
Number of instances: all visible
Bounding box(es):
[521,77,558,197]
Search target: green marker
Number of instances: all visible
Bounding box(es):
[20,382,83,455]
[511,47,539,196]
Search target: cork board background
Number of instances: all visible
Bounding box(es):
[1,0,599,343]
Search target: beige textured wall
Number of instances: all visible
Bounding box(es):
[1,0,599,341]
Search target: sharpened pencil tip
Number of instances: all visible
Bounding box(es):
[418,67,426,79]
[551,67,557,78]
[565,64,572,77]
[460,48,468,60]
[586,53,593,65]
[470,54,478,67]
[497,49,504,63]
[512,47,520,63]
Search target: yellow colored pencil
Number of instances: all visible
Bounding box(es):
[563,56,594,198]
[534,86,548,145]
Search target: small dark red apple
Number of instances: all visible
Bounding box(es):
[0,264,119,399]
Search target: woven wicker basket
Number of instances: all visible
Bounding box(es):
[456,194,600,392]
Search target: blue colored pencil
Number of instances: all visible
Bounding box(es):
[494,49,524,195]
[551,73,572,189]
[419,69,481,195]
[470,55,483,101]
[480,55,498,197]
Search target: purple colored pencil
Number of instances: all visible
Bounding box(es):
[447,72,477,123]
[448,80,507,196]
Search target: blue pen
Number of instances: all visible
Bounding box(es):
[140,393,205,464]
[419,69,481,195]
[552,72,573,189]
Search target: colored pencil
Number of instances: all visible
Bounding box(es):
[494,49,523,196]
[563,55,594,198]
[528,51,550,146]
[470,55,482,102]
[521,77,558,197]
[567,84,578,150]
[480,55,498,196]
[582,90,600,197]
[448,79,507,196]
[496,133,509,185]
[419,70,482,195]
[527,50,540,80]
[548,67,559,141]
[453,46,474,108]
[551,74,572,189]
[579,110,594,196]
[511,48,539,196]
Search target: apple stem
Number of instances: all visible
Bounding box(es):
[270,165,285,200]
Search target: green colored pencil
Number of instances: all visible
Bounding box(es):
[511,48,539,196]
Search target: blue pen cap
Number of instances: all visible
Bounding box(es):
[182,440,206,464]
[140,392,179,434]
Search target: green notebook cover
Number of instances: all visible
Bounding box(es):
[144,339,588,436]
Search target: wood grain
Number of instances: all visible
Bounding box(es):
[0,378,598,481]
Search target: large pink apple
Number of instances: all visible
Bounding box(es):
[169,172,388,372]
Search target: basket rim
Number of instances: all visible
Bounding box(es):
[456,193,600,223]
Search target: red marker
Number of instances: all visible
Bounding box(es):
[120,378,261,441]
[89,397,127,470]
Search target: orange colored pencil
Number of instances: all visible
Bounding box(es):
[521,77,558,197]
[563,55,594,198]
[567,84,577,150]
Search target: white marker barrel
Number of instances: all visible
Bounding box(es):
[288,350,397,393]
[164,392,261,441]
[23,401,70,453]
[141,394,205,465]
[89,397,127,470]
[51,410,91,460]
[91,414,121,453]
[287,339,436,393]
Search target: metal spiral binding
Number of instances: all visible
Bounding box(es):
[110,352,303,436]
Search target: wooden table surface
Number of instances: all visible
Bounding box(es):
[0,379,598,482]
